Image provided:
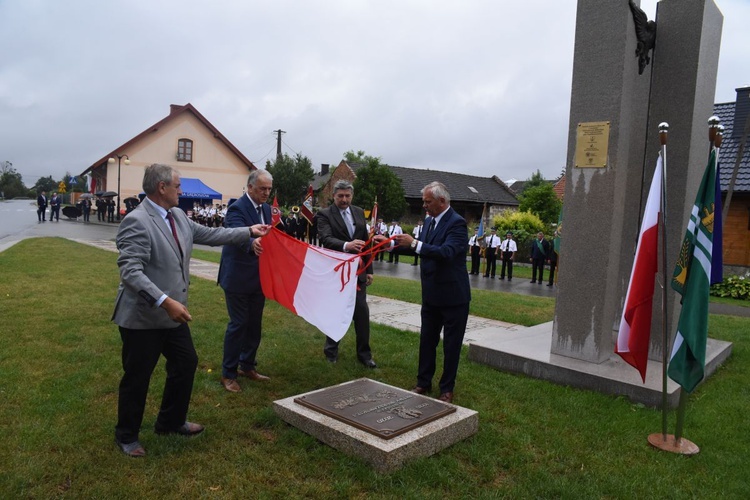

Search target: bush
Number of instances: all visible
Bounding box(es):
[710,273,750,301]
[491,210,546,261]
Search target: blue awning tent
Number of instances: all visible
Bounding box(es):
[138,178,224,212]
[179,178,222,200]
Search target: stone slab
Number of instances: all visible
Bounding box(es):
[468,321,733,408]
[273,378,478,472]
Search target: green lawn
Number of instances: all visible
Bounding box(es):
[2,237,749,498]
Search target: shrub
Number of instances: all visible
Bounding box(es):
[710,273,750,301]
[491,210,546,261]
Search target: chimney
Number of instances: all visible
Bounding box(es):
[321,163,330,176]
[733,86,750,138]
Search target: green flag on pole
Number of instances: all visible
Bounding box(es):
[668,150,717,393]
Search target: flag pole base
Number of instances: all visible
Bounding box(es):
[647,433,700,455]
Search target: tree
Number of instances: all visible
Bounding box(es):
[0,161,28,199]
[518,183,562,224]
[524,169,547,191]
[265,153,315,206]
[32,175,57,195]
[345,151,407,222]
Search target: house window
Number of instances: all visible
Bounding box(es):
[177,139,193,162]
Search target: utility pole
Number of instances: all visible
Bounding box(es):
[273,129,286,163]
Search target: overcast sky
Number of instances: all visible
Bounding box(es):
[1,0,747,189]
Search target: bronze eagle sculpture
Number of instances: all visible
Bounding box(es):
[629,0,657,75]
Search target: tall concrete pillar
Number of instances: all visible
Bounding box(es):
[552,0,651,363]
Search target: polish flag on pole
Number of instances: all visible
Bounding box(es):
[259,227,360,341]
[615,154,662,382]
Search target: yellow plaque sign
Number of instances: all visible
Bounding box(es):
[575,121,610,168]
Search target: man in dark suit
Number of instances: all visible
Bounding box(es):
[316,179,376,368]
[530,231,550,284]
[37,191,47,222]
[49,192,61,221]
[112,163,268,457]
[217,170,274,393]
[387,181,471,404]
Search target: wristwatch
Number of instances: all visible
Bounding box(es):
[410,239,418,249]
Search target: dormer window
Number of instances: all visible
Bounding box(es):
[177,139,193,162]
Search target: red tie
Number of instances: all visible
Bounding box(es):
[166,211,182,255]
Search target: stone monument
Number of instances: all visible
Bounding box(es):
[469,0,732,407]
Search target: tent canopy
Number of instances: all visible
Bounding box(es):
[179,178,222,199]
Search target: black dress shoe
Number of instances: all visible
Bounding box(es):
[410,385,431,395]
[438,392,454,404]
[115,438,146,457]
[530,280,536,283]
[547,283,553,287]
[360,358,377,368]
[326,355,337,363]
[155,421,204,437]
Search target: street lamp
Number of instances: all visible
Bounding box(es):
[108,154,130,221]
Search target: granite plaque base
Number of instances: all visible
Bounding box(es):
[274,378,478,472]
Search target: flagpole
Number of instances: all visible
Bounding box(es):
[658,122,670,439]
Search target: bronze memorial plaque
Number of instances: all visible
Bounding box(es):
[575,121,610,168]
[294,378,456,439]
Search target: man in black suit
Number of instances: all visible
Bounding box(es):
[217,170,274,393]
[530,231,550,284]
[37,191,47,222]
[388,181,471,404]
[49,192,61,221]
[316,180,376,368]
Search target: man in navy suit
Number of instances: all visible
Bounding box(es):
[317,179,377,367]
[217,170,274,393]
[387,181,471,404]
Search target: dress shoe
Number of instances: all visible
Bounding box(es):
[155,421,204,437]
[221,377,241,393]
[360,358,377,369]
[115,438,146,458]
[538,281,543,284]
[438,392,454,403]
[410,385,431,395]
[547,283,553,287]
[238,368,270,381]
[530,280,536,283]
[326,356,337,364]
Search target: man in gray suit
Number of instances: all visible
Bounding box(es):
[112,163,269,457]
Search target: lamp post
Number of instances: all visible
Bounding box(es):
[108,154,130,221]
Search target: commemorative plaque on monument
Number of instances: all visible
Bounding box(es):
[294,378,455,439]
[274,378,478,471]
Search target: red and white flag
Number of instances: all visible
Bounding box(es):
[300,185,314,223]
[615,154,662,381]
[259,228,360,341]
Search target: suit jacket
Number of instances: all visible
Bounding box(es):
[530,238,550,260]
[417,207,471,307]
[218,194,269,294]
[317,204,373,281]
[37,195,47,209]
[112,199,250,330]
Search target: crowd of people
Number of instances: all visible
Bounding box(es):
[187,202,228,227]
[469,228,558,286]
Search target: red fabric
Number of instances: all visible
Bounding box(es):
[271,196,282,227]
[300,185,314,223]
[259,228,307,314]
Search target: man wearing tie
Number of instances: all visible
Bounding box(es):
[37,190,47,222]
[112,163,268,457]
[217,170,274,393]
[316,180,377,368]
[483,228,500,278]
[468,228,482,275]
[385,181,471,404]
[499,231,517,281]
[49,192,61,221]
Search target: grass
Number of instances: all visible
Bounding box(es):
[3,237,749,498]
